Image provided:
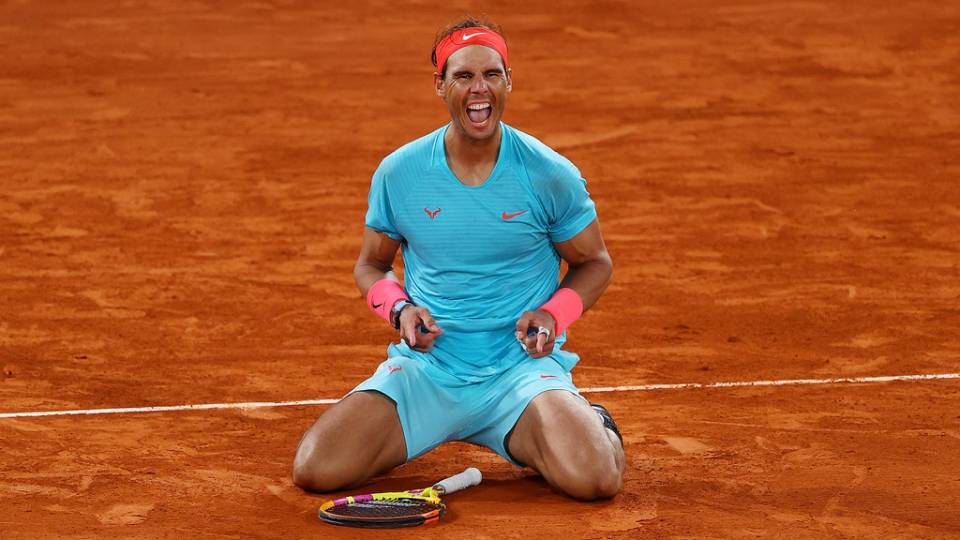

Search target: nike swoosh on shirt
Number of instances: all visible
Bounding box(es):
[501,210,527,220]
[461,32,486,41]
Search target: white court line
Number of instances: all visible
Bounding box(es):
[0,372,957,420]
[0,399,339,419]
[579,372,960,393]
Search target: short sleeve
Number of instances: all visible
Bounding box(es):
[364,166,402,240]
[544,161,597,243]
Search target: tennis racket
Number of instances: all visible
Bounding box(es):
[318,467,482,528]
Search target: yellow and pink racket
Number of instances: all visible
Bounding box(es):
[318,467,482,528]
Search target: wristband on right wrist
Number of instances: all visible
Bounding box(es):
[539,288,584,336]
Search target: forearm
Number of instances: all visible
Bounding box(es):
[354,262,400,298]
[354,243,442,347]
[354,227,404,298]
[517,251,612,352]
[557,252,613,311]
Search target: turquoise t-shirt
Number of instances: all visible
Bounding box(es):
[365,123,597,382]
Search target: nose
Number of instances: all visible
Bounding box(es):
[469,76,489,94]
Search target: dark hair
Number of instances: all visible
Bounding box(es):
[431,15,505,77]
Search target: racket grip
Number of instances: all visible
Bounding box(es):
[433,467,482,495]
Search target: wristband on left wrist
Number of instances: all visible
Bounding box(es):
[539,288,584,336]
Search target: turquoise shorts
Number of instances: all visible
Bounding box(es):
[350,343,580,466]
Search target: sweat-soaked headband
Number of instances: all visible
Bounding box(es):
[434,27,509,75]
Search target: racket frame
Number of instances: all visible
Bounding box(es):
[317,489,444,528]
[317,468,481,528]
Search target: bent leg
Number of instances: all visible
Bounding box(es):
[507,390,625,500]
[292,390,406,492]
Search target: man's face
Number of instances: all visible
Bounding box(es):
[435,45,512,141]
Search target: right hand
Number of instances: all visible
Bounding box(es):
[515,309,557,358]
[398,305,443,352]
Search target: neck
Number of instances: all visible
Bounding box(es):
[443,123,502,186]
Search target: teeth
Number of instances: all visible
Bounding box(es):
[467,103,491,110]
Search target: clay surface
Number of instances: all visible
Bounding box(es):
[1,1,959,538]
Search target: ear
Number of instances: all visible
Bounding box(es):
[434,72,446,99]
[505,67,513,93]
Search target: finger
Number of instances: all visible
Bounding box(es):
[517,327,531,342]
[420,313,442,334]
[536,332,547,353]
[515,312,534,335]
[518,326,535,342]
[412,332,436,352]
[523,335,538,354]
[526,343,547,358]
[413,324,440,349]
[403,321,417,347]
[518,313,541,342]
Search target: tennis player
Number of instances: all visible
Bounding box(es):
[293,17,624,501]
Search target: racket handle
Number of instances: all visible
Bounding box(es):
[433,467,482,495]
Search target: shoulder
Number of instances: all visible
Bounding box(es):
[375,126,445,178]
[505,124,581,179]
[504,124,583,185]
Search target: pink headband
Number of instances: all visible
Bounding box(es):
[435,27,509,74]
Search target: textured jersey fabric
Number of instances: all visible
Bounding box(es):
[365,122,597,382]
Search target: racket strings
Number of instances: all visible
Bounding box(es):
[325,499,440,518]
[318,469,479,527]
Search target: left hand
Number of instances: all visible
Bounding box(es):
[515,310,556,358]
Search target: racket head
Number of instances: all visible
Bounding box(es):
[318,492,445,528]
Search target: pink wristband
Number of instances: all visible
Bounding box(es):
[539,288,584,336]
[366,279,409,324]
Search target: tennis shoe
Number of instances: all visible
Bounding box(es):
[590,403,623,444]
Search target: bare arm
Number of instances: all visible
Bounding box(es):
[516,219,612,356]
[553,219,613,311]
[354,227,442,349]
[354,227,402,296]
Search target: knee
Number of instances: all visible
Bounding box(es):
[291,458,330,493]
[557,461,624,501]
[292,435,347,492]
[592,464,625,499]
[293,456,350,493]
[544,441,625,500]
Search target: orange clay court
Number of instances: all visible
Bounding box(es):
[1,1,959,538]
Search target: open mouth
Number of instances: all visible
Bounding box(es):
[466,102,492,125]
